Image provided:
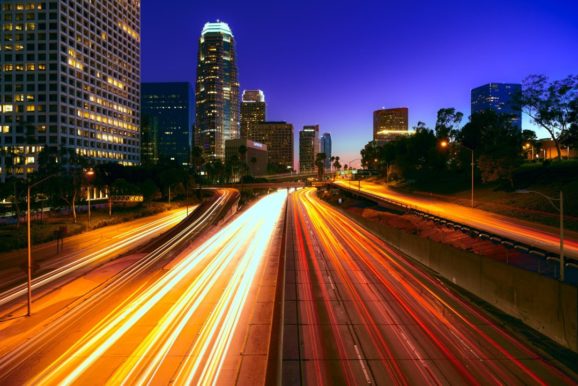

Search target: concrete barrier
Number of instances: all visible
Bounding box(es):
[371,221,578,353]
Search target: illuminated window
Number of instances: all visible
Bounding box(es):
[1,105,14,112]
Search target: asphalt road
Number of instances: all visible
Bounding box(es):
[0,189,285,385]
[283,187,577,385]
[334,180,578,261]
[0,207,189,311]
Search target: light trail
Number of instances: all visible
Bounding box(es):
[286,188,576,385]
[0,209,188,308]
[334,180,578,259]
[27,190,286,385]
[0,192,229,378]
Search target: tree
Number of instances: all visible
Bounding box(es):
[332,156,341,172]
[435,108,463,140]
[315,152,326,181]
[458,111,522,186]
[521,74,578,160]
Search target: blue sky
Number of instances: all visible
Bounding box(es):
[142,0,578,166]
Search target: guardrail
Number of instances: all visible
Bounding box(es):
[331,182,578,271]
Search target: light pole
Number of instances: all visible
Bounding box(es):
[26,173,58,316]
[516,190,565,281]
[441,140,474,208]
[85,168,95,228]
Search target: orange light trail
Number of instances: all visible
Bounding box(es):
[28,190,286,385]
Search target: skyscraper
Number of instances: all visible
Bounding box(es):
[471,83,522,130]
[299,125,320,172]
[0,0,141,181]
[320,132,332,170]
[194,21,240,161]
[240,90,266,139]
[250,121,294,173]
[141,82,193,165]
[373,108,409,143]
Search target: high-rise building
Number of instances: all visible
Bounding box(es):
[373,108,409,143]
[471,83,522,130]
[320,132,332,170]
[240,90,265,139]
[141,82,193,165]
[141,114,159,164]
[250,121,294,173]
[299,125,320,172]
[0,0,141,181]
[194,21,240,161]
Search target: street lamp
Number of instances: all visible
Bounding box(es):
[516,189,565,281]
[85,168,95,228]
[441,140,475,208]
[27,173,58,316]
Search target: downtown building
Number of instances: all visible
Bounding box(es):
[373,107,409,143]
[141,82,193,166]
[299,125,319,172]
[225,138,267,177]
[194,21,240,161]
[250,121,294,173]
[320,132,332,170]
[0,0,141,181]
[471,83,522,130]
[240,89,265,139]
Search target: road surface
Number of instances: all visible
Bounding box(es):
[283,187,576,385]
[334,180,578,261]
[0,189,285,385]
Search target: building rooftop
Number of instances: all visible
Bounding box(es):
[202,21,233,36]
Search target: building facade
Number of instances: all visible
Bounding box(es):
[471,83,522,130]
[225,138,267,176]
[250,121,294,173]
[373,108,409,143]
[140,114,158,164]
[0,0,141,181]
[141,82,193,166]
[194,21,240,161]
[240,89,265,139]
[320,132,332,169]
[299,125,319,172]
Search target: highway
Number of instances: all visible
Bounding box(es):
[283,188,576,385]
[0,207,189,310]
[334,180,578,260]
[0,189,286,385]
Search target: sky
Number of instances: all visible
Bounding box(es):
[141,0,578,167]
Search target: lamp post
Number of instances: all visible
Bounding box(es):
[26,173,58,316]
[441,140,474,208]
[516,190,565,281]
[85,168,95,228]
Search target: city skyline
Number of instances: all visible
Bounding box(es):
[142,0,578,166]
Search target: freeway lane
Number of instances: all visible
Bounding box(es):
[0,207,189,310]
[0,190,285,385]
[334,180,578,260]
[283,188,576,385]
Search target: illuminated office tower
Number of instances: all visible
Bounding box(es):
[194,21,240,160]
[142,82,193,165]
[240,89,265,139]
[373,107,409,143]
[299,125,320,172]
[0,0,141,181]
[250,121,294,172]
[471,83,522,130]
[320,132,332,169]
